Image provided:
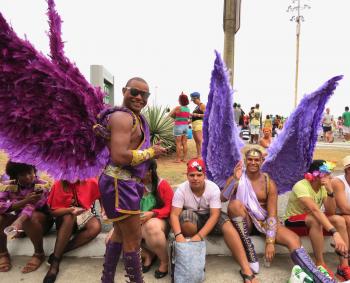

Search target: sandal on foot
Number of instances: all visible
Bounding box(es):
[43,255,61,283]
[240,270,256,283]
[21,252,45,273]
[0,252,11,272]
[154,269,168,279]
[142,256,157,273]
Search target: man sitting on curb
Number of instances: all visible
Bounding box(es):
[332,156,350,259]
[170,158,258,283]
[223,149,338,283]
[284,159,350,281]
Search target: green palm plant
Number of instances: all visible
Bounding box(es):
[142,105,175,150]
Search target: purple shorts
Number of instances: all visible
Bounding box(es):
[99,168,144,222]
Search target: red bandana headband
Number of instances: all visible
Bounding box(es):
[187,158,206,174]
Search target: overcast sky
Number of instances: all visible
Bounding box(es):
[1,0,349,117]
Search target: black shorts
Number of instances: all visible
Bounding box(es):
[323,126,332,133]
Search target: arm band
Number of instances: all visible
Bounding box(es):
[130,148,155,166]
[174,232,182,238]
[265,216,277,244]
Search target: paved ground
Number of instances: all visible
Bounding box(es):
[3,253,341,283]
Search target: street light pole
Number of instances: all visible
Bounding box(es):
[287,0,311,108]
[223,0,241,87]
[294,1,301,108]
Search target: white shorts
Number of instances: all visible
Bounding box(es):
[250,124,260,135]
[343,126,350,134]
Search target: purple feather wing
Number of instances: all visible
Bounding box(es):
[262,75,343,194]
[0,3,109,182]
[202,51,244,189]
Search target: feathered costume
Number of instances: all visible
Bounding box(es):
[0,0,108,182]
[0,2,149,282]
[203,51,341,282]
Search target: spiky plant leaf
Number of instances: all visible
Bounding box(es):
[142,105,175,150]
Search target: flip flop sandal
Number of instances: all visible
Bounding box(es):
[21,253,45,273]
[240,270,256,283]
[0,252,11,272]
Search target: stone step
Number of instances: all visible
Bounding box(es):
[7,232,333,257]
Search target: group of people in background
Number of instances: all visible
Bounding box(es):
[321,106,350,143]
[169,92,206,163]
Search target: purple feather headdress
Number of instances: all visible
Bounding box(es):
[202,51,244,188]
[0,0,109,181]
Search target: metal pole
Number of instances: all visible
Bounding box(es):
[223,0,236,86]
[294,1,301,108]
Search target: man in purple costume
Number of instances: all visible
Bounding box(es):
[95,77,166,283]
[222,148,338,283]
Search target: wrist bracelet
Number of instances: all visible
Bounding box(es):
[174,232,182,238]
[328,227,337,235]
[327,191,335,198]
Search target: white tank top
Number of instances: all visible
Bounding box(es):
[336,175,350,214]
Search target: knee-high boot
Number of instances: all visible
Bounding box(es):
[231,216,259,274]
[123,249,144,283]
[101,241,123,283]
[290,247,337,283]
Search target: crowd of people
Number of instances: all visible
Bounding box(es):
[320,107,350,143]
[0,77,349,283]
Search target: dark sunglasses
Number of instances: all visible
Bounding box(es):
[125,87,151,99]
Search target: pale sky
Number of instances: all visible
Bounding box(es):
[1,0,349,117]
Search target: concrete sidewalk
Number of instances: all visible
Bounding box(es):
[2,254,340,283]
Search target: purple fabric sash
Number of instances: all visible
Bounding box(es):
[236,172,267,233]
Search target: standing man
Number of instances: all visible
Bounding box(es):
[224,150,339,283]
[250,105,261,144]
[95,77,167,283]
[170,158,258,283]
[322,108,334,143]
[342,106,350,142]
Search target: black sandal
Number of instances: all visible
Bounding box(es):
[240,270,255,283]
[154,269,168,279]
[43,255,61,283]
[142,256,157,273]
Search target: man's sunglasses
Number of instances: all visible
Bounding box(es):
[124,87,151,99]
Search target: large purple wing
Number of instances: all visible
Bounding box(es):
[202,51,244,188]
[0,2,109,182]
[262,75,343,194]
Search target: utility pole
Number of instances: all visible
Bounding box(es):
[287,0,311,108]
[223,0,241,87]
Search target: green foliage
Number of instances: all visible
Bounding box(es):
[142,105,175,150]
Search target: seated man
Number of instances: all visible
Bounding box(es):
[224,149,338,283]
[170,158,258,283]
[284,159,350,281]
[332,155,350,255]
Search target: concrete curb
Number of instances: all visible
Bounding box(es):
[7,232,333,257]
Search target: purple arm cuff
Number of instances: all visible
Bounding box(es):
[266,217,277,241]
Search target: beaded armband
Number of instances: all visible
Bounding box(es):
[265,217,277,245]
[130,148,155,166]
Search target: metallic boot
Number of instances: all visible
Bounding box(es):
[123,249,144,283]
[291,247,337,283]
[231,216,259,274]
[101,241,123,283]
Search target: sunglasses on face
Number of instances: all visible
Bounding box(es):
[124,87,151,100]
